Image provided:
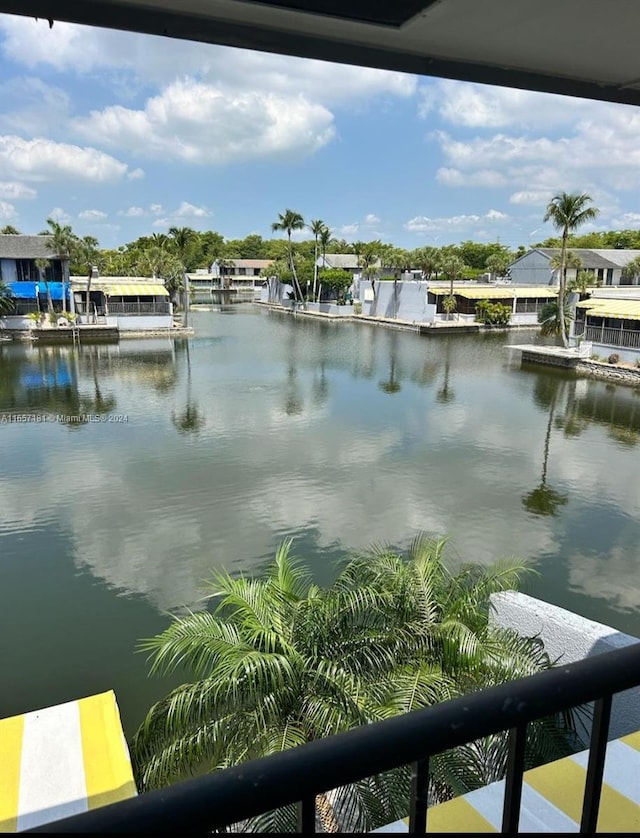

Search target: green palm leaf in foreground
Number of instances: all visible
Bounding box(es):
[132,535,581,832]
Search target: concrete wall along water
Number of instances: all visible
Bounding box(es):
[360,280,435,322]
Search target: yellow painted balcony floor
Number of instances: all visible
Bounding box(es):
[374,731,640,833]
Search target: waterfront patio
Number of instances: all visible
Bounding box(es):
[374,730,640,833]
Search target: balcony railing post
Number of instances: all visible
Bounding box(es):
[580,694,613,833]
[297,794,316,834]
[501,724,527,833]
[408,757,430,834]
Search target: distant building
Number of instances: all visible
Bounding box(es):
[0,234,71,327]
[508,248,640,287]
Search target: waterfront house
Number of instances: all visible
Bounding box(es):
[207,259,273,293]
[0,234,71,329]
[574,288,640,361]
[508,248,640,288]
[70,272,173,332]
[427,283,558,325]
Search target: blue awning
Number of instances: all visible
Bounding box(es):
[46,283,69,301]
[8,281,69,300]
[8,281,38,299]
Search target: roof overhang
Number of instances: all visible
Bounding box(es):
[4,0,640,106]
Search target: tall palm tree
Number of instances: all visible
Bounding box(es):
[45,218,77,314]
[543,192,599,347]
[34,257,53,314]
[168,226,196,326]
[317,227,334,302]
[440,254,466,320]
[309,219,327,301]
[132,536,578,832]
[413,246,442,280]
[271,209,305,305]
[76,235,99,324]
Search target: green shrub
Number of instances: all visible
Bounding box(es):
[353,301,362,315]
[475,299,511,326]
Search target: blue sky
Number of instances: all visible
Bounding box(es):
[0,13,639,255]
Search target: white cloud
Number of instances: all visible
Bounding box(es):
[405,210,508,234]
[48,207,71,223]
[420,80,617,131]
[174,201,211,219]
[419,79,640,231]
[0,17,416,106]
[150,203,163,215]
[150,201,212,228]
[127,167,145,180]
[78,209,107,221]
[610,212,640,228]
[0,181,36,200]
[119,206,145,217]
[0,77,71,136]
[73,78,335,164]
[510,190,552,206]
[436,167,506,188]
[0,200,15,219]
[340,223,359,235]
[365,213,380,224]
[0,135,130,183]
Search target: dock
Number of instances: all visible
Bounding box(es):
[508,344,585,369]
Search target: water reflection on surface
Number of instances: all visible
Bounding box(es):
[1,308,639,735]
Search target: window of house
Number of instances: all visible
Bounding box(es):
[606,269,613,285]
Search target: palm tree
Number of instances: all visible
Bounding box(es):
[271,210,305,305]
[309,219,327,302]
[317,227,334,302]
[0,224,21,235]
[45,218,77,314]
[76,235,99,324]
[168,227,196,326]
[133,536,578,831]
[0,280,14,317]
[543,193,600,347]
[34,257,53,315]
[440,254,466,320]
[413,246,442,281]
[537,297,572,338]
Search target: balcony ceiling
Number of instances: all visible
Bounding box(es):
[4,0,640,107]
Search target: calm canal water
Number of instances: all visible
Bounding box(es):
[1,307,640,738]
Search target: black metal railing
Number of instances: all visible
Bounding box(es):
[27,642,640,834]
